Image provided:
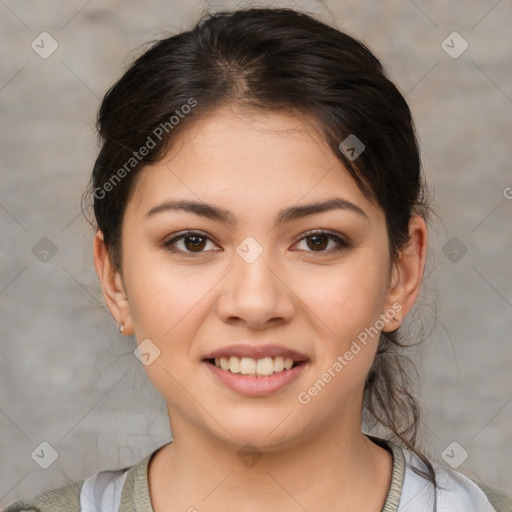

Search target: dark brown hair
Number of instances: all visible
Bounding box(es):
[84,7,438,506]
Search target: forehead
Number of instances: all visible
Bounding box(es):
[126,106,384,224]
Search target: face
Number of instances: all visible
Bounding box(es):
[101,106,409,452]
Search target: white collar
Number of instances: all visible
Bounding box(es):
[398,444,496,511]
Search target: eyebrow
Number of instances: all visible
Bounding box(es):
[145,197,369,225]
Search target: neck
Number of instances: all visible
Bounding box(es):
[148,414,393,512]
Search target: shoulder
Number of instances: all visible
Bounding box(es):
[2,447,159,512]
[2,480,83,512]
[465,476,512,512]
[436,469,512,512]
[399,445,512,512]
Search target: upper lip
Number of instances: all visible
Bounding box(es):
[203,343,309,362]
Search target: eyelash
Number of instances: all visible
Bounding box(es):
[163,229,350,256]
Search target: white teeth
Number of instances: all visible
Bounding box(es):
[240,357,256,375]
[256,357,274,375]
[214,356,297,376]
[273,356,284,372]
[229,356,240,373]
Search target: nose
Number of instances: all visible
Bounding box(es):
[215,242,295,330]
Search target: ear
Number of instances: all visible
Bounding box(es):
[93,230,133,335]
[382,214,428,332]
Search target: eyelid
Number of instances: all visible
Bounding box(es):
[164,229,350,255]
[163,230,220,251]
[293,229,351,253]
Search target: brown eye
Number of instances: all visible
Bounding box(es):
[306,233,329,251]
[295,230,349,254]
[164,231,218,254]
[183,235,207,252]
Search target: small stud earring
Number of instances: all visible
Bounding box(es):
[119,321,124,334]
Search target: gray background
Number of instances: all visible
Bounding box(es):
[1,0,511,506]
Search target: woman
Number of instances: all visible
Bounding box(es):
[5,7,511,512]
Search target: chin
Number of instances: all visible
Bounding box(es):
[209,414,307,453]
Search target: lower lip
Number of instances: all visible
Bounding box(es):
[203,360,308,397]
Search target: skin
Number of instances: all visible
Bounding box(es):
[94,105,428,511]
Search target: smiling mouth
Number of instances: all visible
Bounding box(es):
[205,356,306,377]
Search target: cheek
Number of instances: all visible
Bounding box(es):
[295,260,387,411]
[297,256,389,343]
[127,261,210,339]
[123,260,209,394]
[121,233,200,331]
